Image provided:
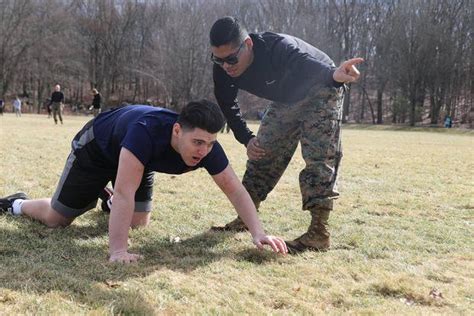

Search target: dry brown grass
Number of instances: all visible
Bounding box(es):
[0,113,473,314]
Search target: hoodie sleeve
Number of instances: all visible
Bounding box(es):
[213,65,255,146]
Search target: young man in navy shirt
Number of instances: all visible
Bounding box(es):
[0,100,287,263]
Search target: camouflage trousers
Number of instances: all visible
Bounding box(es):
[242,85,344,211]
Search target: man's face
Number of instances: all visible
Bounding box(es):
[55,85,60,92]
[211,38,253,78]
[172,124,217,167]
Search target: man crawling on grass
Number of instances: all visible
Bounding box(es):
[0,100,287,263]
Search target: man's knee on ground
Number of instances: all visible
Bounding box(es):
[45,220,72,228]
[130,212,150,228]
[130,222,149,229]
[44,208,74,228]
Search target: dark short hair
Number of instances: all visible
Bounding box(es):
[177,100,225,134]
[210,16,248,47]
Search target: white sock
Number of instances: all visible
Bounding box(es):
[12,199,24,216]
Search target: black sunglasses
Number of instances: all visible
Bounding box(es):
[211,43,245,66]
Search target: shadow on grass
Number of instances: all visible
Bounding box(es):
[235,248,284,264]
[0,210,279,312]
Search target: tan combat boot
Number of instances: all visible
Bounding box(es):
[286,209,331,253]
[211,199,261,232]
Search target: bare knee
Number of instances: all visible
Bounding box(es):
[131,222,149,229]
[44,220,72,228]
[131,219,150,229]
[43,209,74,228]
[131,212,151,228]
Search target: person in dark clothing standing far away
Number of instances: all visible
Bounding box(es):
[89,88,102,117]
[209,16,363,253]
[444,115,452,128]
[50,84,64,124]
[0,100,287,263]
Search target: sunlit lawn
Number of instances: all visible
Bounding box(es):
[0,113,473,314]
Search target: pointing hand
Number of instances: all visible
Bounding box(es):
[333,58,364,83]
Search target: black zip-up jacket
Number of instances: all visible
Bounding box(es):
[50,91,64,103]
[213,32,339,146]
[92,93,101,109]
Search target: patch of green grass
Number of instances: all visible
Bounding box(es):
[0,113,473,314]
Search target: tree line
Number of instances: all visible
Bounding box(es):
[0,0,472,127]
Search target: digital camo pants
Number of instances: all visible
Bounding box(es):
[242,86,344,211]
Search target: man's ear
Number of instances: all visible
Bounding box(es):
[172,123,181,136]
[244,36,253,49]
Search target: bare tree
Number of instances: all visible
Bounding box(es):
[0,0,471,126]
[0,0,36,99]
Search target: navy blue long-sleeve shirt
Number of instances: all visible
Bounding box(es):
[213,32,339,146]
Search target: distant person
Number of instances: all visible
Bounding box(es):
[209,17,363,253]
[13,96,22,117]
[444,115,452,128]
[0,100,287,263]
[49,84,64,124]
[0,99,4,116]
[89,88,102,117]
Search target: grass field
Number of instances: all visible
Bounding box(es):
[0,113,473,314]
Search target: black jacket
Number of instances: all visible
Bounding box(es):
[92,94,101,109]
[213,32,339,146]
[50,91,64,103]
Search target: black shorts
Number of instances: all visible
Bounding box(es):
[51,119,154,218]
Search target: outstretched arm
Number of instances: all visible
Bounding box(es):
[108,147,144,263]
[212,165,287,254]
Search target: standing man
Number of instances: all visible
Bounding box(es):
[0,100,287,263]
[50,84,64,124]
[13,96,22,117]
[90,88,102,117]
[209,16,363,253]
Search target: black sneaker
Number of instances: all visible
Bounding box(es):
[99,187,113,213]
[0,192,29,214]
